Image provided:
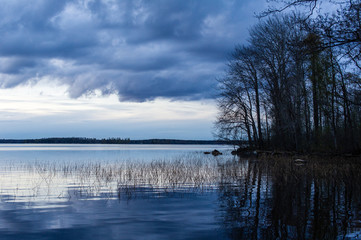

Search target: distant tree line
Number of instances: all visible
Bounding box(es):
[215,2,361,153]
[0,137,131,144]
[0,137,236,145]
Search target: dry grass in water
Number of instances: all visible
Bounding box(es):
[9,154,244,199]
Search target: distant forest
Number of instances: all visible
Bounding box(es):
[0,137,235,145]
[215,1,361,153]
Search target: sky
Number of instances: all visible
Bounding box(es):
[0,0,268,140]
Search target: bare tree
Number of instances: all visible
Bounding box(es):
[215,13,361,153]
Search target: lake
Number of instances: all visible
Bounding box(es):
[0,144,360,240]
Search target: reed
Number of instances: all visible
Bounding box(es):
[2,154,360,203]
[3,154,236,200]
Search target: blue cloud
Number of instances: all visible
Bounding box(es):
[0,0,266,101]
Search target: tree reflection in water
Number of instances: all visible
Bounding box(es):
[217,157,361,240]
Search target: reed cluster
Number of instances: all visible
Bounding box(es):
[13,154,239,200]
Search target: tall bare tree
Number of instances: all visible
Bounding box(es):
[215,13,361,153]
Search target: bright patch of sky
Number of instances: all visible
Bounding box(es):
[0,80,217,139]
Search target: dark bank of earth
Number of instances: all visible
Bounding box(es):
[230,147,361,159]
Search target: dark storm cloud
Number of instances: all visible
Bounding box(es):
[0,0,265,101]
[0,57,37,74]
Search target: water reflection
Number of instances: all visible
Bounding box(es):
[0,191,225,240]
[217,157,361,240]
[0,144,232,164]
[0,147,360,239]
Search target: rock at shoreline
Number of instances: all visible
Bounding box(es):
[211,150,222,156]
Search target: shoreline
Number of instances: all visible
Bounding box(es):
[0,137,239,145]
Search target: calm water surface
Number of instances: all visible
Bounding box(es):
[0,144,360,240]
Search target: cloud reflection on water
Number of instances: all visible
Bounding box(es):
[0,146,360,239]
